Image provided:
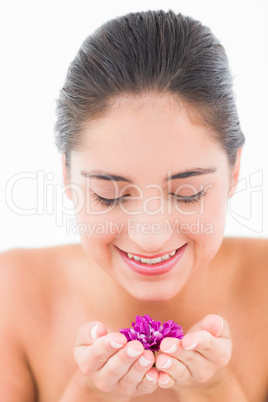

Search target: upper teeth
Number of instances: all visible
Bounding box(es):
[127,249,177,265]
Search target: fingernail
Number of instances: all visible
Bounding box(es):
[159,375,170,385]
[161,357,172,369]
[90,323,98,341]
[183,342,197,350]
[163,344,177,354]
[146,373,155,382]
[216,316,224,337]
[139,355,151,367]
[127,348,143,358]
[110,341,123,349]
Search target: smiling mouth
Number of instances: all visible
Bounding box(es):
[114,245,183,267]
[125,249,179,265]
[116,244,187,275]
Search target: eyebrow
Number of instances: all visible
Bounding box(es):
[166,168,217,180]
[80,167,217,183]
[81,170,133,183]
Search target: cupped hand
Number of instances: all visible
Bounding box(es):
[155,314,232,391]
[73,321,158,398]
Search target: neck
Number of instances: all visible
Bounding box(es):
[86,261,212,332]
[73,243,224,333]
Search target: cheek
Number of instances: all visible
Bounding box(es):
[177,193,228,274]
[80,234,110,268]
[206,182,229,232]
[178,184,228,241]
[74,206,124,266]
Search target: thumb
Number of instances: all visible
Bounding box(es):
[186,314,230,339]
[201,314,227,338]
[75,321,108,347]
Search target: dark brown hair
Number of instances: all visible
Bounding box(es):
[54,10,245,170]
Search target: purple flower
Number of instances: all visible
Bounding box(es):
[119,314,184,352]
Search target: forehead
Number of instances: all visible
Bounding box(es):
[73,94,227,180]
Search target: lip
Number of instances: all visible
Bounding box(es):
[116,247,179,259]
[116,244,187,276]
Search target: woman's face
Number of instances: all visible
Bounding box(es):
[64,94,240,301]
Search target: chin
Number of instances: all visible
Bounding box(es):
[126,283,181,302]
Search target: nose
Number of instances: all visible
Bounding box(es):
[127,212,174,253]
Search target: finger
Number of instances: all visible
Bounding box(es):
[157,371,175,389]
[137,367,159,393]
[157,347,218,385]
[99,340,145,386]
[75,322,108,347]
[142,367,159,386]
[187,315,230,339]
[181,330,232,365]
[156,351,192,387]
[160,337,181,355]
[74,331,128,374]
[158,318,232,386]
[159,337,195,372]
[119,350,157,394]
[91,340,146,393]
[160,333,222,362]
[201,314,230,338]
[159,332,231,382]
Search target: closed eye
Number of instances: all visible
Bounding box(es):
[90,188,207,208]
[91,192,129,207]
[171,189,207,204]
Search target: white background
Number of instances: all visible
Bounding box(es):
[0,0,267,253]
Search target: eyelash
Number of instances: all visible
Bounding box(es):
[172,189,207,204]
[91,192,129,207]
[91,189,207,208]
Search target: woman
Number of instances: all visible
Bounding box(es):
[1,9,267,401]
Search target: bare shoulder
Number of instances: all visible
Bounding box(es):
[221,236,268,305]
[223,236,268,266]
[0,243,85,401]
[0,243,92,401]
[0,247,51,402]
[0,242,85,280]
[0,243,85,319]
[222,235,268,274]
[222,237,268,388]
